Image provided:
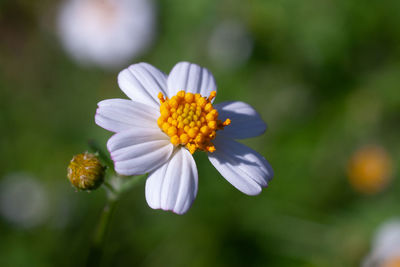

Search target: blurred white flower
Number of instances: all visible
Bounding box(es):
[57,0,156,69]
[208,20,253,70]
[363,219,400,267]
[0,173,49,228]
[95,61,273,214]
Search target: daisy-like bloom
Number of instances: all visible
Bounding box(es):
[95,62,273,214]
[363,220,400,267]
[57,0,156,69]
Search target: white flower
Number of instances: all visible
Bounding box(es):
[57,0,156,69]
[363,220,400,267]
[95,62,273,214]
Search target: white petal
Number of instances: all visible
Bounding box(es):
[208,136,273,195]
[167,62,217,98]
[145,148,198,215]
[95,99,160,132]
[118,63,167,108]
[107,128,173,176]
[215,101,266,139]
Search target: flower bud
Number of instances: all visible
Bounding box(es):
[67,152,105,190]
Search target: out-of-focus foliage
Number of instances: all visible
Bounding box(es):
[0,0,399,266]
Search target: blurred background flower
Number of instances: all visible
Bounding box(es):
[57,0,156,69]
[347,145,393,194]
[363,219,400,267]
[0,173,49,229]
[207,20,253,71]
[0,0,399,266]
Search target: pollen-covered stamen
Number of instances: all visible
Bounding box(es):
[157,90,231,154]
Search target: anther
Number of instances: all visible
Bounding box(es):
[207,146,216,153]
[158,92,165,103]
[222,119,231,126]
[208,91,217,101]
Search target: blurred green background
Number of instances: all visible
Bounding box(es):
[0,0,399,266]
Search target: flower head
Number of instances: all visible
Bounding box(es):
[95,62,273,214]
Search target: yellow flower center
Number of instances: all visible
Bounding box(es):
[157,90,230,154]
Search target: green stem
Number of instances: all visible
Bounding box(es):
[119,174,146,194]
[85,174,145,266]
[86,197,117,267]
[94,199,117,246]
[104,181,117,196]
[88,139,114,171]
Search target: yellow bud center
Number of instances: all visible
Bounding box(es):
[157,90,230,154]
